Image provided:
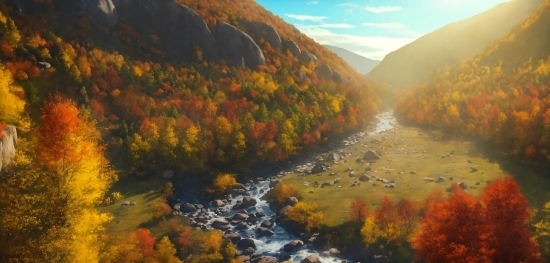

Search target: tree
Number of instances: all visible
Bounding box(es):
[208,173,237,195]
[35,95,115,263]
[267,182,297,207]
[0,66,25,123]
[482,177,541,263]
[534,202,550,259]
[349,197,369,223]
[135,228,156,258]
[412,184,491,263]
[155,236,182,263]
[286,202,324,231]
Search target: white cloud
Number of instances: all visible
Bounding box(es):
[285,13,327,22]
[319,23,355,28]
[365,6,403,13]
[307,1,318,5]
[295,25,415,60]
[362,22,406,29]
[337,2,360,8]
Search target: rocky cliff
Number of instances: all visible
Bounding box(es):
[0,125,17,172]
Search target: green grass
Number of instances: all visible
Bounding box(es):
[282,123,550,226]
[99,176,171,241]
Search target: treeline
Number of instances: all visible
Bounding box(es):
[395,0,550,164]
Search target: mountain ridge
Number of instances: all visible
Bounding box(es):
[324,45,380,75]
[367,0,545,86]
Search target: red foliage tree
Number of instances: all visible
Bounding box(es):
[349,197,369,223]
[413,184,491,263]
[374,196,397,225]
[482,177,541,263]
[135,228,156,258]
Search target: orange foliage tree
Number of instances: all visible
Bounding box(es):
[349,197,369,223]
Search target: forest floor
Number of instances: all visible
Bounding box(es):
[282,119,550,226]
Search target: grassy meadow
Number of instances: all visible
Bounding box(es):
[282,121,550,226]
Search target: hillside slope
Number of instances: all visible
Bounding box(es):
[0,0,383,178]
[396,0,550,163]
[367,0,544,86]
[324,45,380,74]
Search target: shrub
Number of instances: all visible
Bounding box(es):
[267,182,297,207]
[286,202,324,231]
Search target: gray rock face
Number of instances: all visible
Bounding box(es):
[299,50,318,63]
[332,70,348,83]
[215,22,265,69]
[114,0,218,61]
[0,125,17,172]
[295,70,307,83]
[248,22,282,49]
[315,64,332,80]
[283,40,301,57]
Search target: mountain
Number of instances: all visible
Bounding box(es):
[396,0,550,162]
[367,0,544,86]
[324,45,380,75]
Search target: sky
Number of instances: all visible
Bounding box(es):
[256,0,510,60]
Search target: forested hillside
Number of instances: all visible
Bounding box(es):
[396,0,550,163]
[367,0,544,86]
[0,0,383,261]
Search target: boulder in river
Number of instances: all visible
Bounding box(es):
[260,220,273,228]
[256,227,275,236]
[224,231,241,243]
[242,196,257,208]
[283,240,304,251]
[180,203,196,212]
[237,238,257,250]
[301,254,322,263]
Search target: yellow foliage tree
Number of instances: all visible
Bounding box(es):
[286,202,324,231]
[0,66,25,123]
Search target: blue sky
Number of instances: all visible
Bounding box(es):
[256,0,510,60]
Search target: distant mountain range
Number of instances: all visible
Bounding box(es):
[324,45,380,75]
[366,0,544,86]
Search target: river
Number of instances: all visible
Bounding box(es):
[176,111,397,263]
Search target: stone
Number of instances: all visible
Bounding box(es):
[299,50,318,63]
[260,220,273,228]
[283,40,301,57]
[224,231,241,243]
[359,174,370,182]
[212,199,226,207]
[410,170,417,174]
[237,238,257,250]
[121,201,130,206]
[37,61,51,70]
[235,221,249,230]
[363,150,381,160]
[348,171,355,177]
[295,70,307,83]
[287,197,299,206]
[301,254,322,263]
[0,125,17,172]
[248,21,282,49]
[332,70,348,84]
[436,176,446,183]
[470,166,478,172]
[114,0,219,61]
[233,213,249,220]
[283,240,304,251]
[459,182,467,189]
[424,177,435,182]
[388,183,395,188]
[243,247,256,255]
[241,196,257,208]
[329,248,341,256]
[211,219,229,229]
[327,153,341,161]
[321,181,334,188]
[256,227,275,236]
[278,251,291,261]
[215,22,265,69]
[255,257,278,263]
[315,64,332,80]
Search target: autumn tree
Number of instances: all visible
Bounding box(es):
[349,197,369,223]
[266,182,297,207]
[412,184,491,263]
[286,202,324,231]
[35,95,115,262]
[482,177,541,262]
[0,65,25,123]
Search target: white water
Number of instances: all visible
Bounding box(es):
[181,111,396,262]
